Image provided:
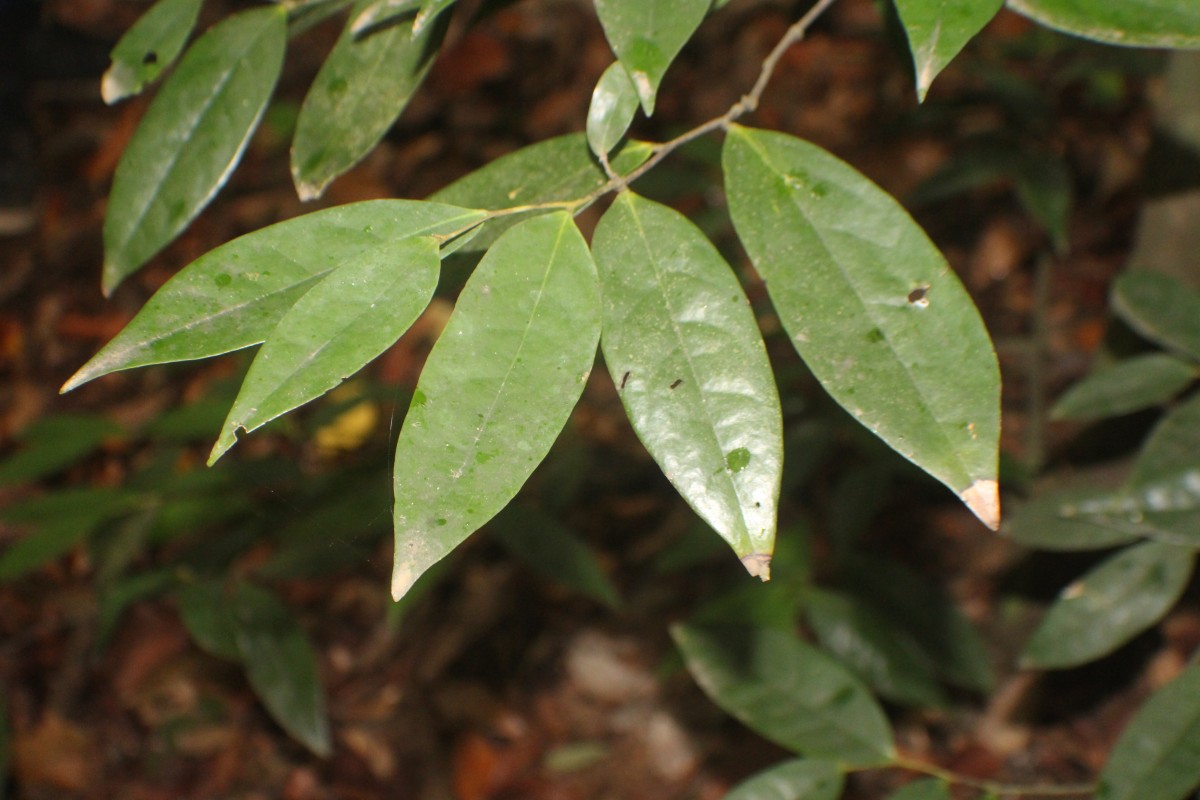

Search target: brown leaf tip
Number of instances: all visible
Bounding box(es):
[740,553,771,581]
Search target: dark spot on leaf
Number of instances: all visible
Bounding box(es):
[435,518,447,526]
[142,50,158,65]
[907,285,929,306]
[620,371,630,389]
[865,327,884,343]
[811,182,829,198]
[214,273,232,288]
[670,379,683,389]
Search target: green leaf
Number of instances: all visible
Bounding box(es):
[806,589,948,708]
[490,505,620,608]
[886,778,952,800]
[0,489,140,582]
[0,415,123,484]
[101,0,203,103]
[391,213,600,600]
[894,0,1003,101]
[593,0,709,114]
[291,0,447,200]
[1022,541,1194,669]
[414,0,456,33]
[724,125,1000,529]
[1096,661,1200,800]
[592,192,783,577]
[430,133,652,253]
[672,623,895,766]
[103,7,287,293]
[587,62,640,157]
[724,759,844,800]
[349,0,421,36]
[1003,473,1142,551]
[233,582,331,756]
[65,201,483,392]
[838,554,994,691]
[1006,0,1200,49]
[99,569,177,645]
[1051,353,1196,421]
[210,236,439,463]
[1112,271,1200,362]
[177,580,242,660]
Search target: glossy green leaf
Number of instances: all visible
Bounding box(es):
[806,589,947,707]
[724,125,1000,530]
[414,0,455,33]
[0,489,140,582]
[177,580,241,661]
[894,0,1003,101]
[101,0,202,103]
[431,133,652,253]
[672,623,895,766]
[1022,541,1194,668]
[1051,353,1196,421]
[391,213,600,600]
[1006,0,1200,49]
[886,778,951,800]
[724,759,844,800]
[1003,473,1142,551]
[1112,271,1200,362]
[592,192,783,577]
[839,554,993,691]
[1096,661,1200,800]
[587,62,640,157]
[292,0,447,200]
[593,0,709,113]
[0,415,123,484]
[491,505,620,608]
[211,236,439,463]
[65,201,483,392]
[234,582,331,756]
[350,0,420,36]
[103,7,287,293]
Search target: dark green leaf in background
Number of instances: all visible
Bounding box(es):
[491,505,620,608]
[724,125,1000,530]
[391,213,600,600]
[177,580,242,661]
[0,415,123,484]
[65,201,482,392]
[1051,353,1196,421]
[103,6,287,293]
[210,235,441,463]
[672,623,895,766]
[587,61,640,157]
[805,588,948,708]
[894,0,1003,101]
[291,0,448,200]
[1006,0,1200,49]
[1022,541,1194,668]
[723,758,844,800]
[838,555,993,691]
[101,0,202,103]
[0,489,140,582]
[592,0,709,113]
[234,582,331,756]
[431,133,652,253]
[1112,271,1200,362]
[1095,661,1200,800]
[1004,471,1142,551]
[592,192,783,578]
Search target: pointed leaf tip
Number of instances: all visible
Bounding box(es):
[960,478,999,530]
[741,553,771,581]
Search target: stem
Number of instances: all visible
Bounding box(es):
[891,757,1095,797]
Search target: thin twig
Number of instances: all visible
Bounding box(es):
[891,756,1096,797]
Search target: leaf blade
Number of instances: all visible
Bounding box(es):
[724,759,844,800]
[894,0,1003,101]
[592,0,709,113]
[291,0,448,200]
[587,62,640,157]
[592,192,783,576]
[103,6,288,293]
[65,201,483,392]
[1051,353,1196,421]
[211,235,440,462]
[1006,0,1200,49]
[672,622,895,766]
[391,212,601,600]
[723,124,1000,529]
[101,0,203,103]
